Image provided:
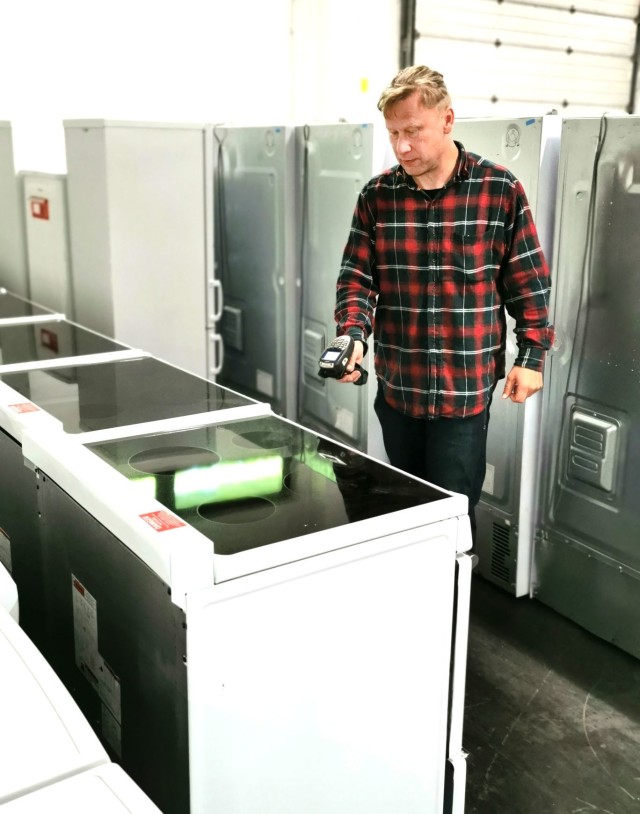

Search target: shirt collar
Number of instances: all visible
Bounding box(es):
[393,141,470,191]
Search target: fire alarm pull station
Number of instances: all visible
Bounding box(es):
[30,197,50,220]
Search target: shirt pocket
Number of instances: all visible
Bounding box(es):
[450,225,505,283]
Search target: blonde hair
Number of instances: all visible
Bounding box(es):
[377,65,451,115]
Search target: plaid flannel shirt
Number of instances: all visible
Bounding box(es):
[335,142,554,419]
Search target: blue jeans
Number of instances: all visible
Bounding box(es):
[374,383,491,544]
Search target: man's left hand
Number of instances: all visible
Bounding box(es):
[501,366,543,403]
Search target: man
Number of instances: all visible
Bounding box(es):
[333,65,554,542]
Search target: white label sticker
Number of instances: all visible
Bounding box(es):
[71,575,100,689]
[0,528,12,572]
[99,660,122,724]
[334,405,354,438]
[256,369,274,398]
[101,704,122,757]
[482,463,495,496]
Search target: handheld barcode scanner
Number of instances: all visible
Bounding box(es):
[318,336,368,385]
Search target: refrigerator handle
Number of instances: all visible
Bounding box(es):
[208,279,224,323]
[210,332,224,377]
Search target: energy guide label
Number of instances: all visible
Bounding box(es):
[71,575,101,688]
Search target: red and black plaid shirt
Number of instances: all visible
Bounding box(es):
[335,142,554,419]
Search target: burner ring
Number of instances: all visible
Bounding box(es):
[129,446,220,475]
[198,496,276,525]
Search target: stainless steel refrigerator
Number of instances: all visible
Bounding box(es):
[533,115,640,659]
[213,125,299,417]
[452,115,561,596]
[296,123,376,451]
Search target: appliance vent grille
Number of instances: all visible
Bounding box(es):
[490,523,511,583]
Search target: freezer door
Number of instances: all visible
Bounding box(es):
[534,115,640,658]
[297,123,374,451]
[214,126,298,417]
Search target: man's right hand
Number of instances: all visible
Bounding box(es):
[336,339,365,384]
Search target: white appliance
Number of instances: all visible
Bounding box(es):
[0,123,28,297]
[0,321,264,655]
[0,561,18,620]
[64,120,222,378]
[0,605,109,805]
[20,171,74,317]
[22,408,473,814]
[0,313,144,647]
[1,764,161,814]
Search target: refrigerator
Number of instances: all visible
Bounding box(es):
[64,120,222,379]
[21,408,473,814]
[0,337,264,653]
[0,122,28,297]
[213,125,299,418]
[20,171,75,317]
[533,115,640,659]
[451,115,561,595]
[296,122,377,451]
[0,605,109,805]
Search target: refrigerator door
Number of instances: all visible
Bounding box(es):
[0,607,109,805]
[214,125,299,418]
[297,123,374,451]
[534,115,640,659]
[451,116,560,595]
[1,764,160,813]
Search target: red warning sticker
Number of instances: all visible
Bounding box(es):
[9,402,40,414]
[140,510,186,532]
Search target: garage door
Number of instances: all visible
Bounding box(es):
[413,0,640,115]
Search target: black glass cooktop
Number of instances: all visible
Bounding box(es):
[0,320,128,368]
[1,356,257,433]
[0,290,52,320]
[86,415,447,555]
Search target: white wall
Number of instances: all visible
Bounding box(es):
[0,0,400,173]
